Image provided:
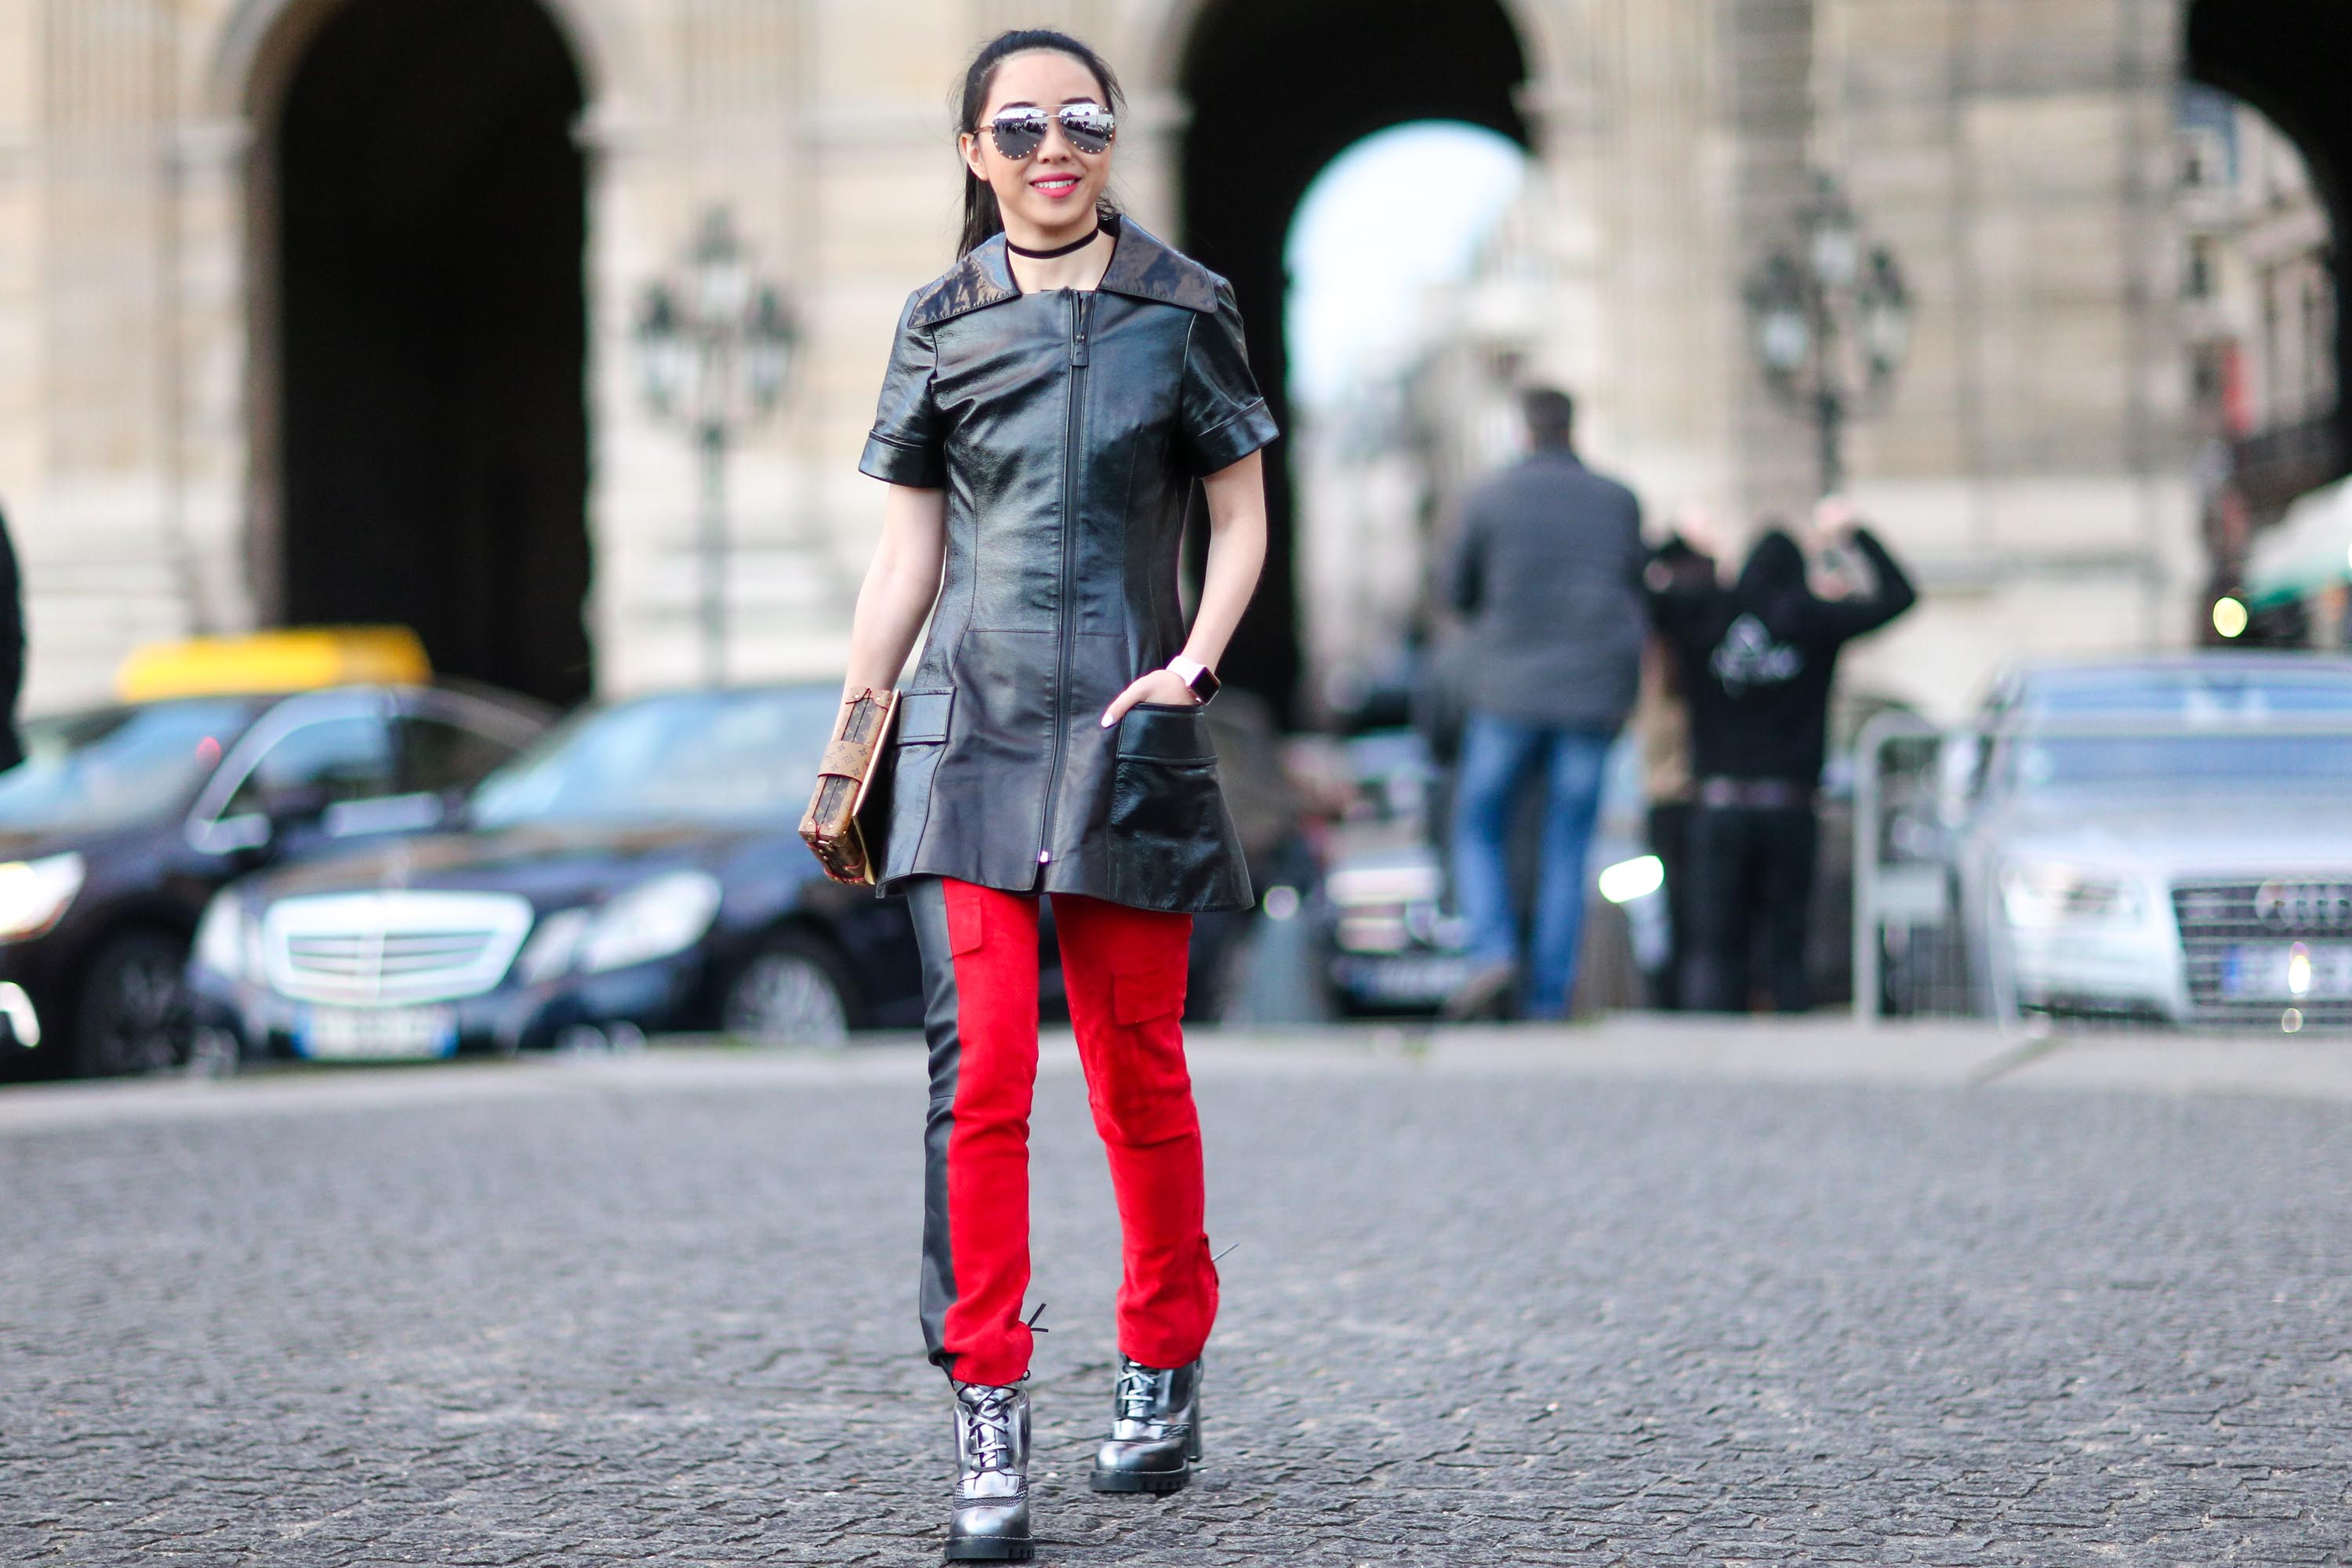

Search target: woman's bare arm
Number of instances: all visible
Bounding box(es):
[1100,449,1268,726]
[843,483,948,698]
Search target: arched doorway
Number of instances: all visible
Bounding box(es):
[271,0,593,706]
[2186,0,2349,495]
[2183,0,2349,643]
[1178,0,1530,724]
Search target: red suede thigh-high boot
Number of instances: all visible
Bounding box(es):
[923,877,1044,1388]
[1052,892,1216,1494]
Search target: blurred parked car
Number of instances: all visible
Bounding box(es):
[1316,727,1665,1016]
[1938,653,2352,1028]
[0,673,546,1077]
[187,682,1316,1064]
[1177,689,1323,1022]
[187,684,927,1062]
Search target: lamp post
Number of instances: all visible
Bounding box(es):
[1743,172,1912,498]
[635,207,800,685]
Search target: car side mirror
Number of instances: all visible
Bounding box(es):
[258,781,335,827]
[202,812,274,855]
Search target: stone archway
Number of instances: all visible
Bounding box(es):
[1170,0,1536,721]
[2185,0,2351,489]
[230,0,602,706]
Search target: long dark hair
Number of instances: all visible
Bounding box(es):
[955,28,1125,257]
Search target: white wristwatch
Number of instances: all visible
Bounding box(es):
[1167,656,1220,704]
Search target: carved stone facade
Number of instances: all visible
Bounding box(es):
[0,0,2200,717]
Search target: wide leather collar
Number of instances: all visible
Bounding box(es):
[907,216,1219,328]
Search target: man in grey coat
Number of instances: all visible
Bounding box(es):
[1442,388,1646,1019]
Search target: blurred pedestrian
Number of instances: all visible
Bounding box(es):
[0,503,23,772]
[1649,496,1915,1013]
[816,28,1271,1563]
[1442,387,1646,1021]
[1634,511,1721,1007]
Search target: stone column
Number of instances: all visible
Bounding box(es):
[1515,0,1616,455]
[1719,0,1822,526]
[25,0,209,708]
[167,115,255,638]
[1594,0,1740,516]
[0,0,43,517]
[1817,0,2195,714]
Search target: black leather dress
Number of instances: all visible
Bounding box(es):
[858,216,1277,913]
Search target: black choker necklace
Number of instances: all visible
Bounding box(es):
[1006,226,1101,260]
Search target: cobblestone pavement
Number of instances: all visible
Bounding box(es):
[3,1025,2349,1566]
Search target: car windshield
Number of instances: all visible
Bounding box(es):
[2005,668,2352,792]
[0,699,255,834]
[468,687,840,829]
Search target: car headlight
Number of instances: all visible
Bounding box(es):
[1998,862,2141,927]
[1598,854,1664,905]
[192,890,252,979]
[572,872,724,975]
[514,906,593,985]
[0,853,85,943]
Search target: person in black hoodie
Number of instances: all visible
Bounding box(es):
[1648,497,1915,1012]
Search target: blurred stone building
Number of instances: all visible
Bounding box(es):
[0,0,2343,719]
[2176,83,2338,628]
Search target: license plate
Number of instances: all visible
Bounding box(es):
[1336,953,1474,1004]
[2220,944,2352,1000]
[297,1005,458,1061]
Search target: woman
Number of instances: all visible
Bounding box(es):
[831,27,1273,1563]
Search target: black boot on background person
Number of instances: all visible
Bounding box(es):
[1088,1354,1202,1494]
[946,1379,1033,1562]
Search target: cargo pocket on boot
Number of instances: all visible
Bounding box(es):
[946,886,985,957]
[1099,951,1194,1142]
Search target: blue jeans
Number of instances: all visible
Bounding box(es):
[1449,713,1612,1019]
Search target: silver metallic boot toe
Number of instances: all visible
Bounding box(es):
[946,1378,1033,1562]
[1088,1354,1202,1494]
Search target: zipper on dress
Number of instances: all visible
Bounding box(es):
[1034,290,1093,879]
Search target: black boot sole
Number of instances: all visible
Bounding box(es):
[1088,1465,1190,1494]
[944,1538,1034,1562]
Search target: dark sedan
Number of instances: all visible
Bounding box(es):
[186,684,931,1062]
[0,684,547,1077]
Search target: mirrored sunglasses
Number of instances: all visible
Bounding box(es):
[987,103,1117,161]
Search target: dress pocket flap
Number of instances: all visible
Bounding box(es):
[898,688,955,744]
[1111,960,1189,1025]
[1114,702,1215,763]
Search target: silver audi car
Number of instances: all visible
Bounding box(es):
[1942,653,2352,1031]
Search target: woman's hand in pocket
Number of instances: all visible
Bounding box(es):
[1101,667,1200,728]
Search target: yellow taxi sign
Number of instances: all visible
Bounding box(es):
[115,626,432,702]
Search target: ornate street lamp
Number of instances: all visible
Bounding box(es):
[1744,172,1911,497]
[635,207,800,684]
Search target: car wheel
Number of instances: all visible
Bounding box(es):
[187,1025,242,1079]
[71,931,190,1078]
[722,932,855,1046]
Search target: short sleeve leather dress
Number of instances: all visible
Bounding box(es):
[858,217,1279,913]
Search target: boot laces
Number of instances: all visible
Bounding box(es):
[1116,1361,1163,1424]
[960,1386,1018,1473]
